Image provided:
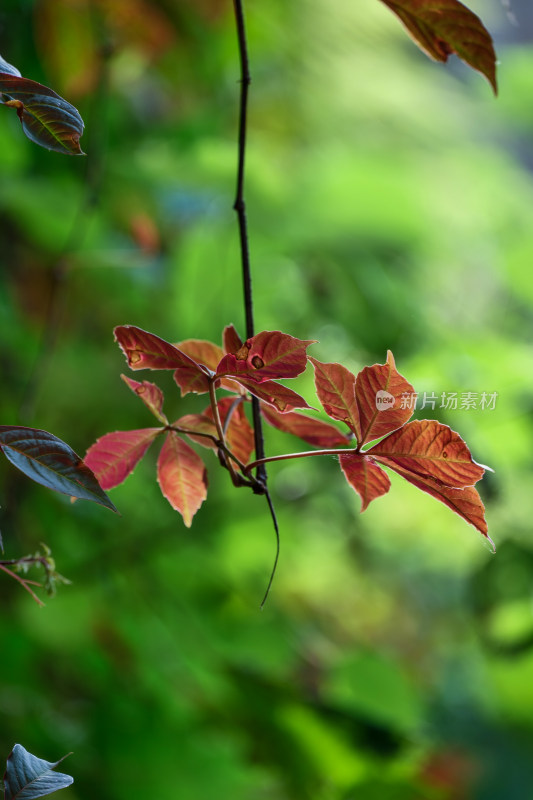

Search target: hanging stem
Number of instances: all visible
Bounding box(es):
[232,0,267,490]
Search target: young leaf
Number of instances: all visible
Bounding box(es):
[339,453,391,511]
[114,325,208,372]
[309,358,361,437]
[235,377,312,413]
[0,426,116,511]
[84,428,162,490]
[223,323,243,354]
[157,431,208,526]
[121,375,168,424]
[368,419,485,487]
[4,744,73,800]
[0,73,85,154]
[216,330,315,383]
[261,405,350,448]
[174,338,243,395]
[379,0,497,93]
[355,351,415,445]
[383,461,490,540]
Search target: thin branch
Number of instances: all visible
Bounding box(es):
[0,563,44,606]
[232,0,267,489]
[260,488,280,609]
[246,447,357,474]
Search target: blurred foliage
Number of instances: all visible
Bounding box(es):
[1,0,533,798]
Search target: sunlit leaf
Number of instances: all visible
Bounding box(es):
[379,0,497,93]
[355,351,415,445]
[216,330,315,383]
[261,405,350,447]
[339,453,391,511]
[0,73,85,154]
[385,461,490,541]
[4,744,72,800]
[175,338,224,369]
[121,375,168,424]
[114,325,207,372]
[368,419,485,487]
[309,358,361,438]
[173,366,210,396]
[84,428,162,490]
[157,431,208,526]
[0,426,116,511]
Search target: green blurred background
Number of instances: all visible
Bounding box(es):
[1,0,533,797]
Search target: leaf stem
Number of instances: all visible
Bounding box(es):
[0,563,44,606]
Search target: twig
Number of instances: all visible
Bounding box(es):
[260,488,280,609]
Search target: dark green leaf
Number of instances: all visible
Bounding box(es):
[4,744,73,800]
[0,426,117,512]
[0,74,84,154]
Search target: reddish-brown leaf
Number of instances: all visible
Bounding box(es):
[236,377,312,413]
[177,413,217,449]
[114,325,206,372]
[379,0,497,93]
[223,323,243,354]
[339,453,391,512]
[216,330,315,383]
[368,419,485,487]
[355,351,415,445]
[384,461,490,541]
[175,338,223,370]
[84,428,162,490]
[173,339,245,396]
[261,405,350,448]
[157,431,208,527]
[309,358,361,438]
[120,375,168,424]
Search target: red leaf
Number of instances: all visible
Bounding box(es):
[120,375,168,424]
[339,453,391,512]
[223,323,243,354]
[114,325,206,372]
[84,428,161,490]
[216,330,315,383]
[174,338,243,395]
[355,351,415,445]
[261,405,350,447]
[384,461,490,540]
[368,419,485,487]
[309,358,361,437]
[379,0,497,93]
[236,377,312,413]
[157,431,208,527]
[0,73,85,154]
